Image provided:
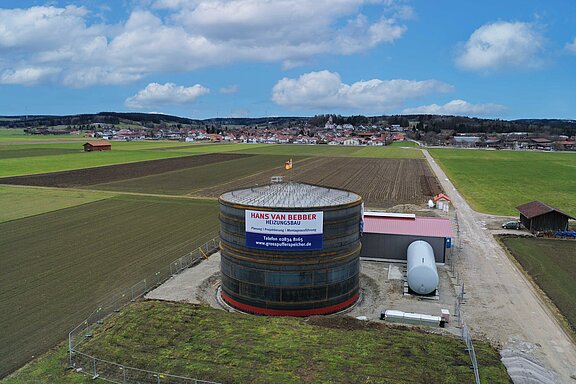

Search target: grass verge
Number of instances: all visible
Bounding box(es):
[61,300,511,384]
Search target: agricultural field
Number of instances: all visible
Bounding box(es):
[192,157,442,208]
[0,141,422,178]
[0,153,252,188]
[0,196,219,378]
[90,154,289,195]
[6,301,511,384]
[429,148,576,216]
[0,141,450,380]
[0,154,441,209]
[500,237,576,334]
[0,186,113,223]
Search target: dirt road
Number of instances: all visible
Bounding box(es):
[423,150,576,383]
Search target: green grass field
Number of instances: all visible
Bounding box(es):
[0,186,113,223]
[0,196,219,378]
[0,144,194,177]
[501,237,576,334]
[6,301,509,384]
[429,149,576,216]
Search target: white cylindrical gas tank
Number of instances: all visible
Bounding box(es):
[407,240,439,295]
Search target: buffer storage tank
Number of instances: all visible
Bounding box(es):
[406,240,439,295]
[219,182,363,316]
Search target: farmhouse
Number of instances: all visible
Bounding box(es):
[516,201,574,232]
[83,142,111,152]
[359,212,453,263]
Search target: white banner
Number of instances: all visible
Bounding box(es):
[245,210,324,250]
[245,210,323,234]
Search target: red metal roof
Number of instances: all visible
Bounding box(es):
[433,193,451,202]
[84,141,111,147]
[363,215,454,238]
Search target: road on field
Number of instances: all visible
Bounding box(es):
[422,150,576,383]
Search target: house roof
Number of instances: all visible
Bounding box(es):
[531,138,552,143]
[433,193,451,202]
[363,215,453,238]
[83,141,111,147]
[516,201,575,220]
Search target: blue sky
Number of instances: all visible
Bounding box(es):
[0,0,575,120]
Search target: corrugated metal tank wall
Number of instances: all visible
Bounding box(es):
[219,186,363,316]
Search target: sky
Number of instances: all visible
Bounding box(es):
[0,0,575,120]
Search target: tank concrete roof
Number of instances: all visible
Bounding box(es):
[220,182,361,208]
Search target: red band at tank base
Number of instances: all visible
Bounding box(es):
[220,291,360,317]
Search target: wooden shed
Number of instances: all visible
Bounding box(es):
[83,142,111,152]
[516,201,574,232]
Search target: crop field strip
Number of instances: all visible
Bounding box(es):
[0,152,252,187]
[193,157,442,208]
[0,186,114,223]
[88,154,290,195]
[0,147,82,159]
[0,195,220,378]
[501,237,576,334]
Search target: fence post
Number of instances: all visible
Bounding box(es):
[68,331,73,368]
[92,357,98,379]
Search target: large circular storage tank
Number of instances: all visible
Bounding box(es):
[406,240,439,295]
[219,182,363,316]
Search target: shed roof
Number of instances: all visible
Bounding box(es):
[363,215,453,238]
[516,201,575,220]
[83,141,111,147]
[433,193,450,202]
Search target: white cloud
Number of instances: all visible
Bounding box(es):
[402,99,506,116]
[272,70,454,111]
[125,82,210,108]
[455,21,544,71]
[565,37,576,54]
[0,1,411,87]
[220,85,239,94]
[0,67,61,85]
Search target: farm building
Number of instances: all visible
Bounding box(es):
[433,193,451,211]
[360,212,453,263]
[516,201,574,232]
[83,142,111,152]
[219,182,363,316]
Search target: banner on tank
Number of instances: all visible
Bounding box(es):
[245,210,323,250]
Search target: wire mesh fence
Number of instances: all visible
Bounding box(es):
[68,237,221,384]
[451,212,482,384]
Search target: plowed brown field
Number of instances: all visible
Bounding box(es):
[193,157,442,208]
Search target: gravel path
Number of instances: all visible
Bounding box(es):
[423,150,576,383]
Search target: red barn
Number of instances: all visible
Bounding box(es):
[83,142,111,152]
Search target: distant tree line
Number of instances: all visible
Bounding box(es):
[0,112,574,137]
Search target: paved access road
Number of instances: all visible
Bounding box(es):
[422,150,576,383]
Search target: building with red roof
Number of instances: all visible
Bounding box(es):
[360,212,454,263]
[83,142,111,152]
